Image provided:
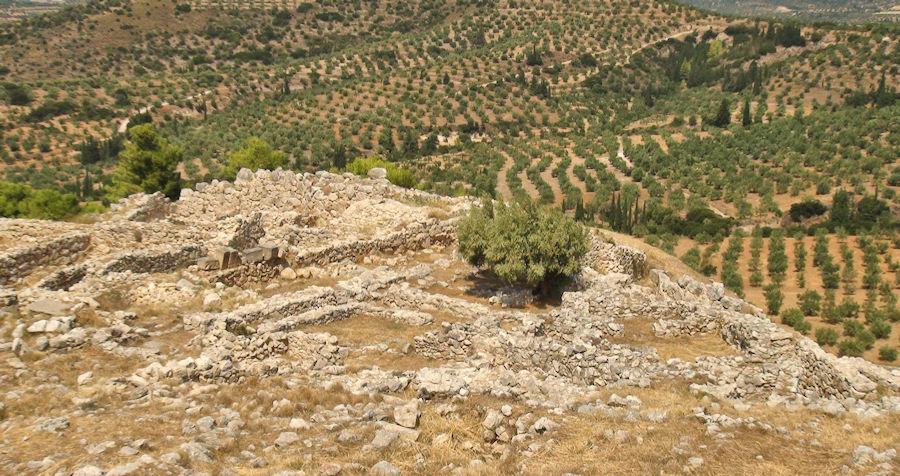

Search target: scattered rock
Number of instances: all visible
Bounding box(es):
[274,431,300,447]
[370,460,401,476]
[393,400,421,429]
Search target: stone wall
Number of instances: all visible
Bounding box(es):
[102,245,206,275]
[211,261,285,287]
[110,192,172,222]
[720,315,878,400]
[292,219,456,267]
[0,232,91,285]
[588,237,647,279]
[38,264,88,291]
[648,268,898,401]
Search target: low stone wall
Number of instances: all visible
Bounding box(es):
[211,260,286,287]
[110,192,172,222]
[650,268,895,401]
[0,232,91,285]
[721,315,878,400]
[589,238,647,279]
[293,219,456,267]
[102,245,206,275]
[38,265,88,291]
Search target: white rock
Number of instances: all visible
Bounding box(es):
[394,400,421,429]
[482,410,503,430]
[77,371,94,386]
[203,293,222,308]
[368,167,388,180]
[370,460,401,476]
[289,417,311,430]
[274,431,300,447]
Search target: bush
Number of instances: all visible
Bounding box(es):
[798,290,821,316]
[789,199,827,222]
[457,197,589,294]
[681,246,701,271]
[837,339,864,357]
[856,329,876,350]
[25,99,77,122]
[879,346,898,362]
[0,181,79,220]
[79,202,107,214]
[781,308,804,328]
[870,320,892,339]
[843,319,865,337]
[764,283,783,315]
[815,327,839,346]
[345,156,417,189]
[781,308,810,334]
[221,137,288,181]
[1,82,32,105]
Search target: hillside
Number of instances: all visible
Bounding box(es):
[0,1,898,471]
[1,171,900,474]
[0,0,898,368]
[681,0,900,22]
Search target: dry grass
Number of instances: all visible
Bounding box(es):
[306,313,431,345]
[610,316,738,362]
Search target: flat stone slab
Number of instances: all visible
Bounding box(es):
[26,299,72,316]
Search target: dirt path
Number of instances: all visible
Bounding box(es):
[118,89,212,133]
[540,154,564,205]
[566,147,590,196]
[518,168,540,201]
[616,137,634,168]
[496,150,515,201]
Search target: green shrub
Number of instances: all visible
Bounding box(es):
[879,346,898,362]
[681,246,701,271]
[764,283,784,315]
[843,319,865,337]
[781,308,811,334]
[781,308,804,328]
[837,339,864,357]
[856,329,876,350]
[798,290,821,316]
[221,137,288,181]
[815,327,839,346]
[0,180,79,220]
[79,202,108,214]
[345,156,417,189]
[869,320,892,339]
[457,197,589,294]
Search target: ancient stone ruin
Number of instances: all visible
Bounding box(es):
[1,169,898,474]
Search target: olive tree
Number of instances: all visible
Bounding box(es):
[457,197,589,295]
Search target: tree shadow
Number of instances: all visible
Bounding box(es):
[460,269,564,310]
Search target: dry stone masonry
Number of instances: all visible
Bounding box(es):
[1,169,899,474]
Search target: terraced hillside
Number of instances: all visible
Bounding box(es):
[1,0,899,365]
[681,0,900,22]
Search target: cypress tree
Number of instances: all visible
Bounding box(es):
[710,98,731,127]
[742,100,752,127]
